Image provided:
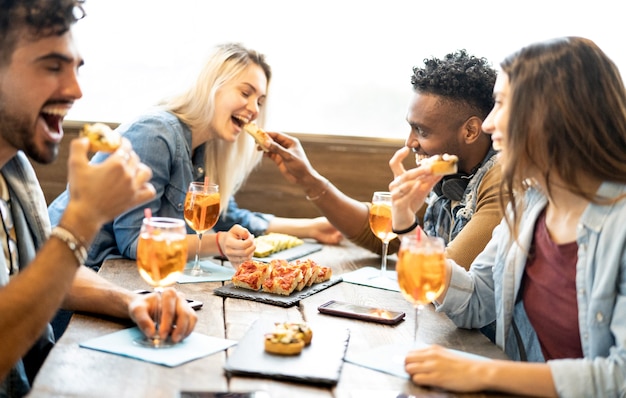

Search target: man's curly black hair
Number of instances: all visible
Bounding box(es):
[411,49,497,119]
[0,0,85,65]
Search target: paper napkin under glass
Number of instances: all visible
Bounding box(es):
[340,267,400,292]
[177,258,235,284]
[80,327,237,367]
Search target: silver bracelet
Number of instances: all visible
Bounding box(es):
[305,179,330,201]
[50,226,88,265]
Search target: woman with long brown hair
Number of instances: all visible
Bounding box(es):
[405,36,626,397]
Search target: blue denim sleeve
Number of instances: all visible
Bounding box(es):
[213,196,274,237]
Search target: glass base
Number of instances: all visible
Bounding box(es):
[133,335,177,349]
[182,267,211,277]
[366,273,399,290]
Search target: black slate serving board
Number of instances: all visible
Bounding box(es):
[224,319,350,386]
[213,276,342,307]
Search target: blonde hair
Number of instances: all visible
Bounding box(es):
[164,43,272,214]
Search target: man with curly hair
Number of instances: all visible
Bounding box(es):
[0,1,196,395]
[266,50,501,270]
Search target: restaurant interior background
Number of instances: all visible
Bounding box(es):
[69,0,624,139]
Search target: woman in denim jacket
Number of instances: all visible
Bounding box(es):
[404,37,626,397]
[49,43,341,271]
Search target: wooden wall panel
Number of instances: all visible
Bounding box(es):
[32,123,409,219]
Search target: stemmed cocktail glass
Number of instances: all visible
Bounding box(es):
[183,181,220,277]
[368,191,398,282]
[396,232,447,345]
[135,216,188,348]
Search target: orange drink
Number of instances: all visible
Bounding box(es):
[369,202,398,243]
[396,233,447,343]
[397,248,446,305]
[137,229,188,287]
[135,216,187,348]
[184,191,220,233]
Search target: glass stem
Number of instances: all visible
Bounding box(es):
[193,232,203,270]
[380,240,389,276]
[153,288,163,344]
[413,304,423,345]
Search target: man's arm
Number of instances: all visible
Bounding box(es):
[444,165,503,270]
[0,138,155,380]
[264,132,373,240]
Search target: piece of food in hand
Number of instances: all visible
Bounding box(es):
[80,123,122,153]
[253,233,304,258]
[243,122,273,152]
[264,322,313,355]
[416,153,459,175]
[231,260,271,291]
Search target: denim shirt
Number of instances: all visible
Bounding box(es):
[48,110,274,270]
[1,153,54,397]
[437,181,626,397]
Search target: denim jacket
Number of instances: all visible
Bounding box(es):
[1,152,54,397]
[437,181,626,397]
[48,110,274,270]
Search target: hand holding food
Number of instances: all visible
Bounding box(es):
[80,123,122,153]
[416,153,459,175]
[243,122,273,152]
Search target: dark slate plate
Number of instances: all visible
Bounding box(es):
[213,276,343,308]
[224,319,350,386]
[252,242,323,262]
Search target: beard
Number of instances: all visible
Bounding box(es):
[0,98,59,165]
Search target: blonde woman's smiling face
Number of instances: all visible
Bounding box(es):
[211,64,268,142]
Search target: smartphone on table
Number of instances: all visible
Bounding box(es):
[133,289,203,310]
[318,300,405,325]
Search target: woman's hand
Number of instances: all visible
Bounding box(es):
[220,224,255,269]
[405,344,488,393]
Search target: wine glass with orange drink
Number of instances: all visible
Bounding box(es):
[183,181,220,277]
[135,215,188,348]
[396,231,447,344]
[368,191,398,282]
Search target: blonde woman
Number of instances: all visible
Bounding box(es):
[49,42,341,271]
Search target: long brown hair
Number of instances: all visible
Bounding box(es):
[500,37,626,235]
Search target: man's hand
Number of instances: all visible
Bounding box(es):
[388,147,441,231]
[63,137,155,239]
[129,288,197,344]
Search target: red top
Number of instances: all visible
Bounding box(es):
[522,210,583,360]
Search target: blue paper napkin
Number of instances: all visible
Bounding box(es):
[177,258,235,284]
[345,342,490,379]
[79,327,237,367]
[340,267,400,292]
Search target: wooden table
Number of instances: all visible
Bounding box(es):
[29,241,518,397]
